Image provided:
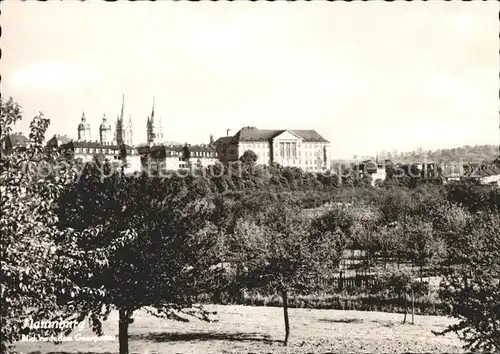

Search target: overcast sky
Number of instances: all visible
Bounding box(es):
[2,1,498,158]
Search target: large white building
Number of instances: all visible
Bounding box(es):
[214,126,330,172]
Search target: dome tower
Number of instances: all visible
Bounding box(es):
[99,114,113,145]
[77,111,91,141]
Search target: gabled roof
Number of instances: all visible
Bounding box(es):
[213,136,233,146]
[230,127,329,143]
[468,164,500,178]
[2,133,29,149]
[291,130,329,143]
[46,134,72,147]
[231,127,283,142]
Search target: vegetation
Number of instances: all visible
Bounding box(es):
[56,167,225,354]
[3,97,499,352]
[0,97,122,353]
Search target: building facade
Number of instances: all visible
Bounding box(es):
[215,126,330,172]
[138,144,218,172]
[60,141,141,173]
[52,95,217,174]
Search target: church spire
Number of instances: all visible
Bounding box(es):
[119,94,125,122]
[150,96,155,122]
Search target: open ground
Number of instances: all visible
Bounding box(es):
[14,305,464,354]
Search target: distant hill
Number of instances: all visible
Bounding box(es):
[376,145,499,165]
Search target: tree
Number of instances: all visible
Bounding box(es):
[378,270,428,324]
[434,212,500,352]
[0,97,121,353]
[240,150,258,166]
[57,169,223,354]
[230,197,339,346]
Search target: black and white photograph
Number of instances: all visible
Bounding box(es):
[1,1,499,353]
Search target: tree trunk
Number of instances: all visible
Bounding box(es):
[411,289,415,324]
[402,295,407,324]
[119,309,130,354]
[281,289,290,346]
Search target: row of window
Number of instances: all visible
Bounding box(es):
[191,151,216,157]
[74,147,134,155]
[252,150,325,160]
[73,147,216,158]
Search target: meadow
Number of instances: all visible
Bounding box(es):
[14,305,464,354]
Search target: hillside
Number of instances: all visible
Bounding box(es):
[376,145,498,164]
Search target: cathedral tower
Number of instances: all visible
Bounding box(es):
[77,111,91,141]
[115,94,133,146]
[146,97,164,146]
[99,114,113,145]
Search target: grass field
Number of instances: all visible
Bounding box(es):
[14,305,464,354]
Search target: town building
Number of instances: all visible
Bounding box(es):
[138,143,218,173]
[61,95,142,173]
[214,126,330,172]
[60,140,141,173]
[46,134,72,148]
[1,133,29,154]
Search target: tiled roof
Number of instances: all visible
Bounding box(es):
[2,133,29,149]
[230,127,329,143]
[213,136,233,146]
[61,141,133,150]
[291,130,329,143]
[46,134,72,147]
[468,164,500,178]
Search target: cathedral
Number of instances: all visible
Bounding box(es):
[76,95,164,147]
[64,94,217,172]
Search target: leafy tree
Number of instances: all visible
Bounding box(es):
[0,97,120,353]
[230,197,339,345]
[377,270,428,324]
[434,212,500,352]
[240,150,258,166]
[56,169,223,354]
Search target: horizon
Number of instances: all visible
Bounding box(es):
[1,1,498,159]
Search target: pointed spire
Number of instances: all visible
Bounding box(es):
[81,111,86,122]
[151,96,155,122]
[128,114,133,127]
[120,94,125,122]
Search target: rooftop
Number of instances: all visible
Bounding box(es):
[230,127,329,143]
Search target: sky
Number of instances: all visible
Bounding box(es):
[2,1,498,159]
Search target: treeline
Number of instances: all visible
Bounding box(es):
[56,160,500,350]
[377,144,498,164]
